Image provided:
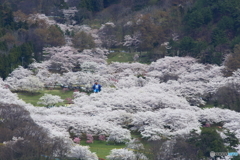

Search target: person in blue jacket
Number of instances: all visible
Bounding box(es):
[92,82,101,93]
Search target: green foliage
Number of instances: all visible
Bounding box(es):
[184,10,204,29]
[0,42,33,79]
[233,156,240,160]
[175,36,208,59]
[174,0,240,66]
[0,28,6,37]
[0,5,14,29]
[107,50,134,63]
[198,45,223,65]
[0,4,29,30]
[103,0,120,8]
[178,36,196,56]
[74,8,93,24]
[211,28,227,46]
[231,36,240,48]
[79,0,120,12]
[79,0,104,12]
[218,16,234,30]
[54,0,68,9]
[184,6,212,29]
[148,0,159,5]
[0,5,35,79]
[188,128,227,158]
[0,41,7,51]
[193,0,239,18]
[65,29,71,36]
[132,0,149,11]
[201,7,213,24]
[224,130,239,149]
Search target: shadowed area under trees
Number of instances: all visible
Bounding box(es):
[1,0,240,78]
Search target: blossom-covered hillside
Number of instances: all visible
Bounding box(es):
[1,6,240,159]
[2,43,240,159]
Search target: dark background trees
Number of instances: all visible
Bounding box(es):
[0,0,240,70]
[0,3,66,79]
[173,0,240,68]
[72,31,95,51]
[1,0,240,77]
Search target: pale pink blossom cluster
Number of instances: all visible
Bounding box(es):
[86,134,94,143]
[73,137,81,144]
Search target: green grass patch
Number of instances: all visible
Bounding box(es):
[80,140,126,159]
[202,104,215,109]
[107,50,152,64]
[16,89,74,106]
[107,50,135,63]
[137,52,152,64]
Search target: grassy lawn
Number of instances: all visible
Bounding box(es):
[107,50,152,64]
[202,104,215,109]
[107,50,135,63]
[80,140,126,159]
[16,89,74,106]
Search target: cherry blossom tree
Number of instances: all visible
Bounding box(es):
[98,22,120,48]
[18,76,44,93]
[126,138,144,151]
[68,145,98,160]
[86,134,94,143]
[73,137,81,144]
[0,83,26,106]
[125,138,149,160]
[107,127,131,143]
[131,109,201,140]
[36,71,61,88]
[6,66,33,80]
[146,56,225,106]
[73,83,193,113]
[37,93,63,107]
[99,135,106,141]
[81,61,98,73]
[42,46,109,73]
[5,66,33,91]
[123,32,142,52]
[106,148,136,160]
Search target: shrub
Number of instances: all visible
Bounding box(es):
[99,135,106,141]
[73,137,81,144]
[86,134,94,143]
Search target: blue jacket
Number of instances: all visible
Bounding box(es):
[92,84,101,92]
